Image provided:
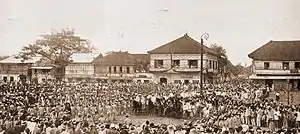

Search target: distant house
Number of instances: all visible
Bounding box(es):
[93,51,136,83]
[0,56,41,83]
[248,40,300,91]
[31,57,55,84]
[147,34,220,84]
[65,53,100,82]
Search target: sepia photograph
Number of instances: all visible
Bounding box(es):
[0,0,300,133]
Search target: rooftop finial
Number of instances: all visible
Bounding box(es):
[185,28,188,35]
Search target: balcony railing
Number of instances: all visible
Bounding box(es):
[254,69,299,74]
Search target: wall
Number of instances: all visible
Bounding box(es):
[95,65,134,74]
[65,63,94,77]
[31,69,54,83]
[254,60,300,70]
[153,72,214,84]
[149,54,218,70]
[0,63,30,82]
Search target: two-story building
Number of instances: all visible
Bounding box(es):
[30,57,55,84]
[148,34,219,84]
[93,51,136,83]
[248,40,300,91]
[0,56,41,83]
[65,53,100,82]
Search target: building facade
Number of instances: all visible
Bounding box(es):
[249,40,300,91]
[93,51,136,82]
[148,34,219,84]
[65,53,100,82]
[30,57,55,84]
[0,56,41,83]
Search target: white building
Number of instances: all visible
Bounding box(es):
[248,40,300,91]
[147,34,220,84]
[65,53,100,82]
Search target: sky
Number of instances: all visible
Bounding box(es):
[1,0,300,65]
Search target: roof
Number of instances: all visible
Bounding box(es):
[0,56,41,64]
[147,34,219,55]
[93,51,135,66]
[32,57,53,67]
[70,53,100,63]
[248,40,300,61]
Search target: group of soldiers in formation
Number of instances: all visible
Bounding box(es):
[0,79,300,133]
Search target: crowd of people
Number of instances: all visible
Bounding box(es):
[0,79,300,134]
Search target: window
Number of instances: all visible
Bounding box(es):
[264,62,270,69]
[209,60,212,69]
[212,61,215,69]
[283,62,289,70]
[188,60,198,68]
[193,80,199,84]
[3,77,7,82]
[120,66,123,73]
[154,60,164,68]
[10,77,14,82]
[109,67,112,73]
[172,60,180,68]
[174,80,181,83]
[127,67,130,73]
[114,67,117,73]
[144,80,150,83]
[42,69,50,73]
[295,62,300,69]
[34,69,37,74]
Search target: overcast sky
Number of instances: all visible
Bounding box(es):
[1,0,300,65]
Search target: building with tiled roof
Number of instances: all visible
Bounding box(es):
[65,53,101,82]
[148,34,220,84]
[0,56,42,83]
[248,40,300,91]
[93,51,152,83]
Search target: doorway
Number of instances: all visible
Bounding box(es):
[160,78,167,84]
[184,80,189,84]
[297,80,300,91]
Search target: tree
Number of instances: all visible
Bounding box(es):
[17,29,96,80]
[210,43,227,58]
[0,56,9,61]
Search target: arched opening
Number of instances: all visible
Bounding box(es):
[160,78,167,84]
[19,74,27,84]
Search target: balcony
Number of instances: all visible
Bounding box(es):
[149,67,170,72]
[254,69,299,75]
[95,73,135,78]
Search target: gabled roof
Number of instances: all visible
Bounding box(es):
[147,34,219,56]
[248,40,300,61]
[70,53,100,63]
[0,56,41,64]
[93,51,135,66]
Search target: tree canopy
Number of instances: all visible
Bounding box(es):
[18,29,95,67]
[17,29,96,79]
[210,43,227,58]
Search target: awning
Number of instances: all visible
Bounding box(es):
[31,66,53,69]
[249,75,300,80]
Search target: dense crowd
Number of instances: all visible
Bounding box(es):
[0,79,300,133]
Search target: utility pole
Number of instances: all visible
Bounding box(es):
[200,33,209,90]
[200,38,203,90]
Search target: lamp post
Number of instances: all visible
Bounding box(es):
[200,33,209,90]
